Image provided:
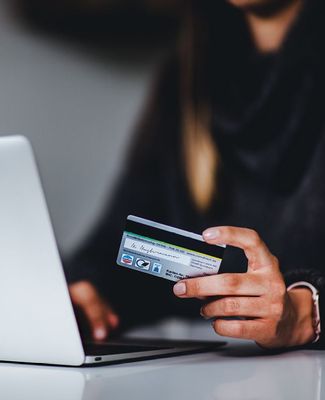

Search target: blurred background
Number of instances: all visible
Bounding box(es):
[0,0,180,257]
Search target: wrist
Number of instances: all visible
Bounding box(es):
[287,288,316,346]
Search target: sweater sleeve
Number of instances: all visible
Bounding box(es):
[284,269,325,348]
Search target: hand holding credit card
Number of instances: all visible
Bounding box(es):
[116,215,226,282]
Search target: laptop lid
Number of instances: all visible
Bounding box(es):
[0,136,85,366]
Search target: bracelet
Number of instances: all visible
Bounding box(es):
[287,281,321,344]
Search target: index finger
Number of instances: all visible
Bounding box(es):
[203,226,277,271]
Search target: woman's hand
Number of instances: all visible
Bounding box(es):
[173,226,315,349]
[69,281,119,341]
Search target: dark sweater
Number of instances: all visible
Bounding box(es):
[66,0,325,345]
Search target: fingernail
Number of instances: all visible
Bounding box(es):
[94,327,107,340]
[173,282,186,296]
[203,228,221,240]
[109,314,119,329]
[200,308,210,320]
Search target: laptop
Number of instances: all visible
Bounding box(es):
[0,136,225,366]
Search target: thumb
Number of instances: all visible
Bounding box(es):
[203,226,276,271]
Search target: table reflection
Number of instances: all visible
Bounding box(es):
[0,347,323,400]
[0,365,85,400]
[213,350,322,400]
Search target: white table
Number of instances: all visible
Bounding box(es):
[0,320,323,400]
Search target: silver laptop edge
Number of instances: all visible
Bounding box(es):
[0,136,86,366]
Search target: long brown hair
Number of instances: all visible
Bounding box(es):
[180,2,219,212]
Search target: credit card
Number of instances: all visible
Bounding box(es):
[116,215,226,282]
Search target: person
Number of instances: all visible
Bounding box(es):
[66,0,325,349]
